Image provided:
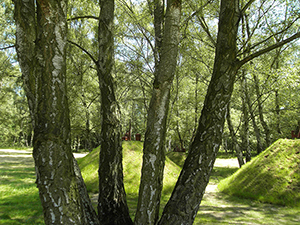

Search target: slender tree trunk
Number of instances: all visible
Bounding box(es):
[241,72,251,162]
[194,74,199,133]
[253,73,271,147]
[275,89,281,135]
[135,1,181,224]
[244,76,263,154]
[159,1,240,223]
[226,103,244,167]
[175,73,184,150]
[85,108,92,152]
[14,1,99,224]
[97,0,132,224]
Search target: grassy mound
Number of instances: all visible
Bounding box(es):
[218,139,300,207]
[77,141,182,217]
[165,151,187,167]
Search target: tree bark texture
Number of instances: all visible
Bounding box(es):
[14,1,99,224]
[135,0,181,224]
[14,0,37,126]
[97,0,132,224]
[158,1,240,223]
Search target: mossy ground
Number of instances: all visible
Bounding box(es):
[218,138,300,207]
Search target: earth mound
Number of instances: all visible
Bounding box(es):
[218,139,300,207]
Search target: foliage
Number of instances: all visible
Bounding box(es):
[0,0,299,155]
[219,138,300,207]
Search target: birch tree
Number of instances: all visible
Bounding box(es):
[135,0,182,224]
[14,0,98,224]
[159,0,300,223]
[97,0,132,224]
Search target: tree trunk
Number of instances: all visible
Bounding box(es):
[14,1,99,224]
[226,103,244,167]
[135,1,181,224]
[241,72,251,162]
[275,89,282,135]
[253,73,271,147]
[244,74,263,155]
[97,0,132,224]
[159,1,240,223]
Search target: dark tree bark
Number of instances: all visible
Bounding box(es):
[97,0,132,224]
[14,1,99,224]
[158,1,241,223]
[135,0,182,224]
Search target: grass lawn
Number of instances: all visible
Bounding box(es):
[0,153,44,224]
[1,141,300,224]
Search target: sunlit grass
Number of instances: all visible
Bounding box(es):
[0,159,44,225]
[78,141,182,219]
[218,138,300,207]
[2,140,300,224]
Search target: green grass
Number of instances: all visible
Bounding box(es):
[0,157,44,224]
[78,141,182,218]
[218,138,300,207]
[2,141,300,224]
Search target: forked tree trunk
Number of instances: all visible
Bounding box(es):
[14,1,99,224]
[97,0,132,224]
[135,0,182,224]
[158,1,241,223]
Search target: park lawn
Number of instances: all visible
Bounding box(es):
[0,157,44,224]
[1,141,300,224]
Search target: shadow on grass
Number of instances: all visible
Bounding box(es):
[0,193,44,225]
[197,184,300,224]
[0,156,44,224]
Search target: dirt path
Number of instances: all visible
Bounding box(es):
[199,160,300,224]
[1,149,299,224]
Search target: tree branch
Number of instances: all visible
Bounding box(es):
[240,0,256,15]
[184,1,216,47]
[68,15,99,21]
[67,40,98,65]
[238,31,300,66]
[0,45,15,51]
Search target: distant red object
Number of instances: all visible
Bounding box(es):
[135,133,141,141]
[291,130,300,139]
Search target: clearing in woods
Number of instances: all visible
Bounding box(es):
[0,149,299,224]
